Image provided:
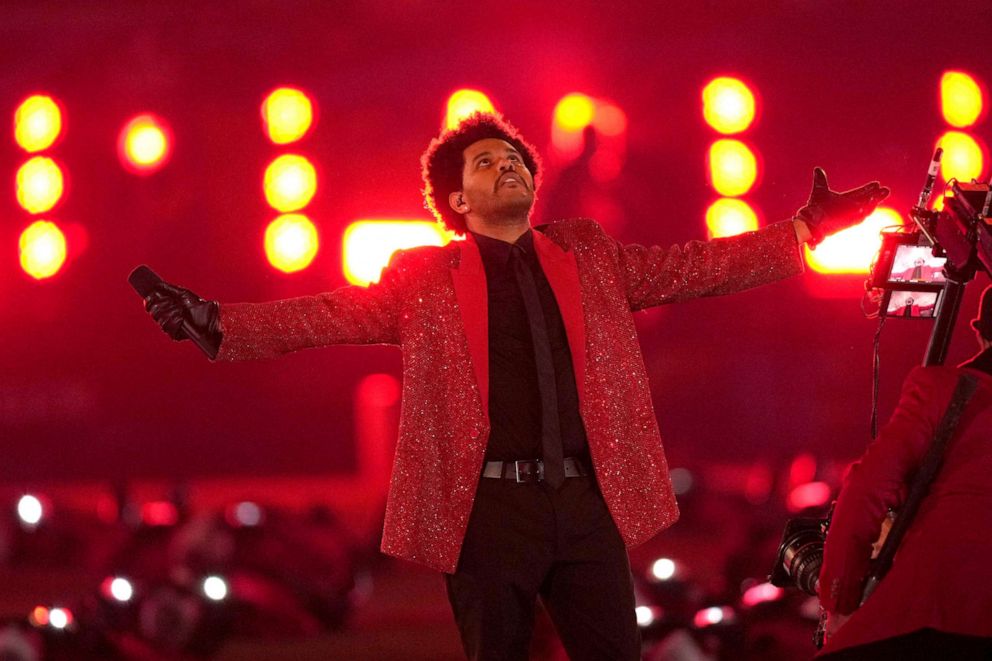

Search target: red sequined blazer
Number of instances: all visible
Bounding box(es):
[217,219,803,572]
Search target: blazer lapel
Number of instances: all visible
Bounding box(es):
[450,235,490,418]
[533,230,586,406]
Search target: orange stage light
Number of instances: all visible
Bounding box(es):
[16,156,64,214]
[264,213,319,273]
[937,130,985,183]
[14,95,63,153]
[702,77,756,134]
[118,114,172,174]
[343,220,452,286]
[19,220,67,280]
[262,87,315,144]
[554,93,596,132]
[705,198,759,238]
[263,154,317,212]
[592,101,627,137]
[707,139,758,197]
[804,206,904,275]
[445,89,496,130]
[940,70,985,128]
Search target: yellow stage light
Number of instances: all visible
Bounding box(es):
[937,131,985,183]
[343,220,452,286]
[804,207,904,274]
[708,139,758,197]
[262,87,315,144]
[264,214,319,273]
[702,77,756,134]
[705,198,759,238]
[14,95,63,153]
[554,93,596,132]
[19,220,67,280]
[16,156,64,214]
[445,89,496,130]
[941,70,985,128]
[118,114,171,174]
[263,154,317,212]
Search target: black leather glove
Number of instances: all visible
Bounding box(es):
[796,168,890,247]
[145,281,222,358]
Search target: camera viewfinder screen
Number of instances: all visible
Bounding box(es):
[887,245,946,284]
[885,291,939,318]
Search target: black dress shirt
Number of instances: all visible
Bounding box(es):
[470,229,589,461]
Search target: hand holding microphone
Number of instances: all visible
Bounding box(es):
[129,265,222,359]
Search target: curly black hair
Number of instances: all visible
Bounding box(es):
[421,112,542,235]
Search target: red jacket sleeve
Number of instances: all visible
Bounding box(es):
[611,220,805,311]
[818,367,951,613]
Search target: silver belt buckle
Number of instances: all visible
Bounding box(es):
[514,460,544,483]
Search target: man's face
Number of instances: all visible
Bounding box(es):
[453,138,535,224]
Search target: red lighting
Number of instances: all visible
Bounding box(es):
[118,114,172,174]
[742,582,784,607]
[705,198,759,238]
[140,501,179,527]
[343,220,452,286]
[592,101,628,137]
[805,207,904,275]
[787,481,832,512]
[693,606,735,628]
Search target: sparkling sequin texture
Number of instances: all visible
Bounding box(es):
[217,219,804,573]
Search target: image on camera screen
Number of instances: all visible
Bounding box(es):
[885,290,939,318]
[887,245,946,284]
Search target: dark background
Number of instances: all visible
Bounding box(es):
[2,1,990,484]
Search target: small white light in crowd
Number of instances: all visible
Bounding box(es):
[48,607,71,629]
[233,501,263,527]
[17,495,43,526]
[650,558,677,581]
[202,576,228,601]
[693,606,736,628]
[110,577,134,603]
[635,605,656,627]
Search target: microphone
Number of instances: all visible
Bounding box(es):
[916,147,943,210]
[128,264,218,358]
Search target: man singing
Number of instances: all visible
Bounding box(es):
[144,112,887,660]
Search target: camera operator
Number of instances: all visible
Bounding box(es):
[817,285,992,659]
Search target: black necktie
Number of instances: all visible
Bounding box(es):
[511,244,565,488]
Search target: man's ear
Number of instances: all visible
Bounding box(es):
[448,191,469,214]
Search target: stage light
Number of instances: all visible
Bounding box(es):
[262,87,315,144]
[554,93,596,132]
[705,198,759,238]
[741,582,784,607]
[787,481,832,512]
[29,606,50,627]
[445,89,496,130]
[140,501,179,527]
[941,70,985,128]
[119,114,171,174]
[264,213,319,273]
[102,577,135,603]
[804,207,904,274]
[343,219,452,286]
[14,95,63,153]
[228,501,264,527]
[708,139,758,196]
[650,558,677,581]
[693,606,736,628]
[635,606,658,627]
[702,77,756,134]
[592,101,627,137]
[47,608,72,630]
[17,495,44,526]
[937,130,985,183]
[669,467,694,496]
[263,154,317,212]
[202,576,228,601]
[19,221,67,280]
[16,156,64,214]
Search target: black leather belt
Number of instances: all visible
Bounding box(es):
[481,457,589,483]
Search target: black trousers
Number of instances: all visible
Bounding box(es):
[818,628,992,660]
[444,475,640,661]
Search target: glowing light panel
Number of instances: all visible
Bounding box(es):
[705,198,759,238]
[264,213,319,273]
[203,576,228,601]
[48,608,72,630]
[635,606,657,627]
[262,87,315,144]
[445,89,496,130]
[17,495,44,525]
[702,77,756,134]
[650,558,677,581]
[554,93,596,132]
[937,130,985,183]
[941,71,984,128]
[343,220,452,286]
[16,156,64,214]
[263,154,317,212]
[119,114,171,174]
[103,577,135,603]
[15,95,63,152]
[804,207,904,274]
[19,221,67,280]
[708,139,758,196]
